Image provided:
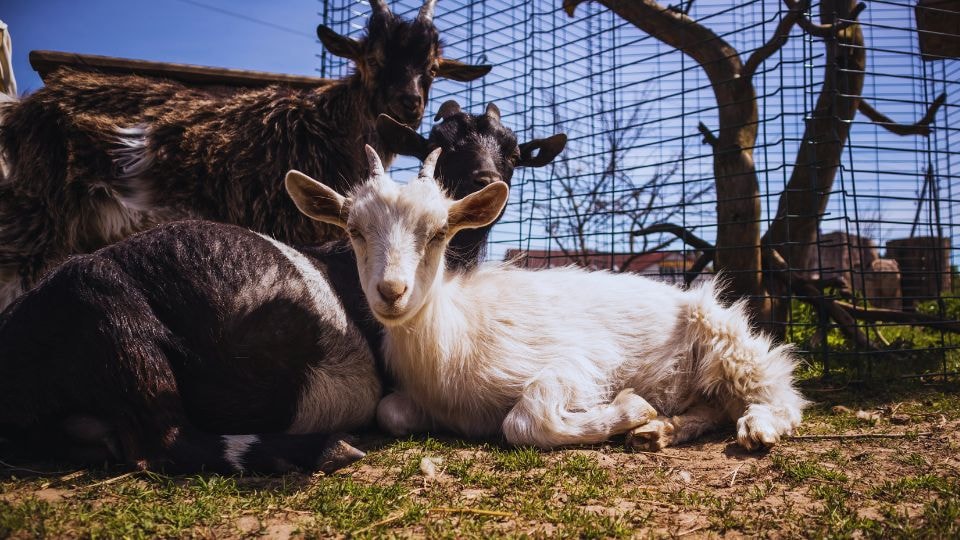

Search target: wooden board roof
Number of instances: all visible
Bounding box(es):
[30,50,330,89]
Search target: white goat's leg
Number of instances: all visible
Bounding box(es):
[736,402,802,451]
[376,392,435,437]
[626,403,727,451]
[686,294,806,451]
[502,374,658,448]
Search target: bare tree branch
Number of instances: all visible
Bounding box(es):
[696,122,718,149]
[684,251,714,286]
[858,92,946,136]
[764,248,880,350]
[784,0,865,38]
[632,223,714,251]
[741,2,805,80]
[833,301,960,334]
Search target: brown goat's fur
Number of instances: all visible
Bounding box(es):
[0,4,488,309]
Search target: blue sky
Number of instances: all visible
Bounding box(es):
[2,0,957,267]
[4,0,321,95]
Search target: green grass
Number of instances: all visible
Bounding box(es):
[3,381,959,537]
[787,291,960,380]
[771,455,850,484]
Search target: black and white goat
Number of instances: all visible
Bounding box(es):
[0,0,490,311]
[0,104,565,474]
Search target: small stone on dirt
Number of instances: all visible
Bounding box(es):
[831,405,853,415]
[34,488,72,503]
[889,414,911,425]
[420,456,442,478]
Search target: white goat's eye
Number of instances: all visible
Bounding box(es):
[348,227,365,241]
[431,229,447,243]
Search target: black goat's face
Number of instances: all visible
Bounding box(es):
[317,1,491,127]
[376,101,567,268]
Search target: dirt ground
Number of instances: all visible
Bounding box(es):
[2,380,959,538]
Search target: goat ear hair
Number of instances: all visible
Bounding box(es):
[448,181,509,232]
[436,59,491,82]
[518,134,568,168]
[317,25,361,60]
[376,114,429,160]
[284,170,348,228]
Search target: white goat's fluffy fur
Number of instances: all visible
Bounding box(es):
[289,148,808,450]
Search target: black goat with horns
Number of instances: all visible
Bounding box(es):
[0,0,490,311]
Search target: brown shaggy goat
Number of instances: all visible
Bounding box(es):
[0,0,489,310]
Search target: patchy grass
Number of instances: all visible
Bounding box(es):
[2,380,959,538]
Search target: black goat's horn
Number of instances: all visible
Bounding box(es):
[369,0,390,19]
[418,0,438,23]
[485,103,501,122]
[434,100,461,122]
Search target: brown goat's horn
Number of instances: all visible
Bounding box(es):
[434,100,461,122]
[418,0,438,23]
[485,103,501,122]
[369,0,390,19]
[364,145,386,178]
[419,147,442,179]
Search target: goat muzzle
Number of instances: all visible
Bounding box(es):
[377,279,408,304]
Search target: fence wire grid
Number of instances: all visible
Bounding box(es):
[318,0,959,379]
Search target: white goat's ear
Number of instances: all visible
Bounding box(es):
[448,181,509,232]
[285,170,349,229]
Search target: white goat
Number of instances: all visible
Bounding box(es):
[285,146,807,451]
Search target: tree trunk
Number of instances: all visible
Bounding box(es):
[762,0,866,273]
[761,0,866,332]
[566,0,768,317]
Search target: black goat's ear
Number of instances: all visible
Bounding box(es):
[285,170,349,229]
[518,134,568,168]
[317,25,361,60]
[436,58,491,81]
[434,100,462,122]
[376,114,429,160]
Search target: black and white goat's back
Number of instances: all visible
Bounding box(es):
[0,220,378,473]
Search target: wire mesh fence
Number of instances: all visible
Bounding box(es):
[319,0,959,379]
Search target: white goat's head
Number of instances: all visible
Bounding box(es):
[285,145,508,326]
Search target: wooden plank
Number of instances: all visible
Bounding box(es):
[29,50,331,89]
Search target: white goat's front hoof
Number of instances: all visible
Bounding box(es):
[736,410,782,450]
[626,417,674,451]
[612,388,659,428]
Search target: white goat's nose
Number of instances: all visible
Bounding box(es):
[377,280,408,303]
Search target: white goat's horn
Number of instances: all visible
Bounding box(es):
[369,0,390,19]
[419,147,442,179]
[364,145,386,178]
[418,0,438,23]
